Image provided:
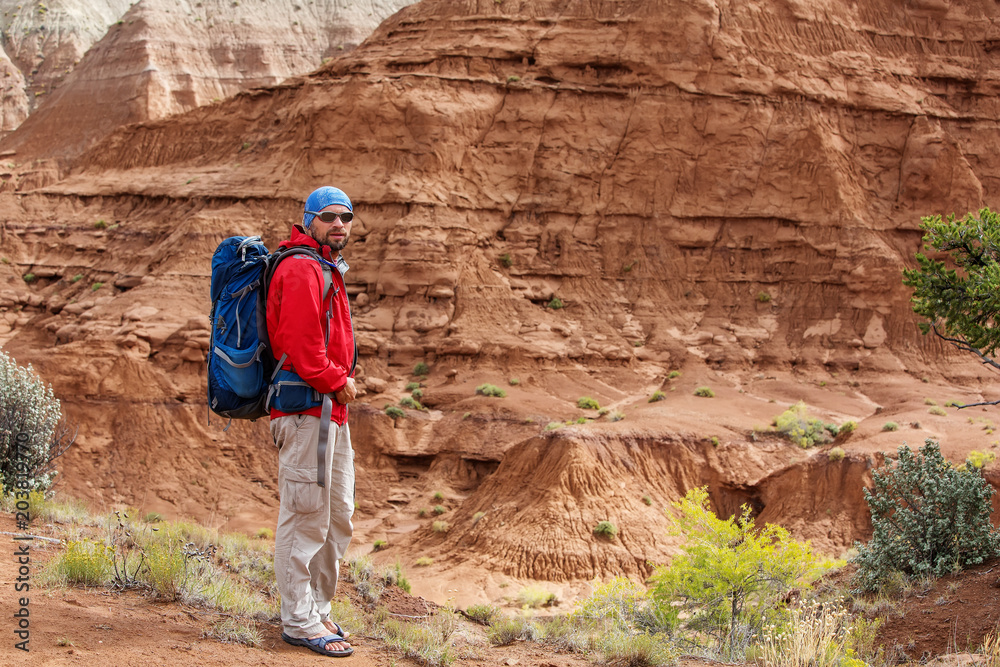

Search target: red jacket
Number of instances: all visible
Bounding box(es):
[267,226,355,423]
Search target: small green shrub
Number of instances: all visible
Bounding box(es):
[372,539,387,552]
[47,539,112,586]
[882,422,899,432]
[508,377,520,386]
[499,253,512,268]
[254,527,273,540]
[487,615,539,646]
[547,296,564,309]
[415,556,434,566]
[70,274,82,283]
[517,585,556,608]
[593,520,618,539]
[432,491,444,501]
[826,446,846,462]
[432,520,449,533]
[23,273,35,282]
[668,370,682,380]
[466,603,502,625]
[649,390,666,403]
[433,505,446,515]
[417,508,427,518]
[209,617,262,648]
[411,388,423,400]
[852,440,1000,593]
[839,421,857,436]
[405,381,420,391]
[91,282,103,291]
[609,412,625,422]
[143,511,163,523]
[399,396,422,409]
[772,402,839,448]
[757,291,772,303]
[710,436,720,447]
[967,450,996,470]
[475,384,506,398]
[642,495,653,506]
[577,396,600,410]
[924,398,938,406]
[93,220,107,229]
[929,406,947,416]
[384,405,405,419]
[472,511,485,523]
[694,386,715,398]
[544,422,562,431]
[413,362,430,376]
[506,75,520,83]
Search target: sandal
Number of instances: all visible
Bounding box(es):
[282,632,353,658]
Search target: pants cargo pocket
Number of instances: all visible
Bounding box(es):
[284,479,324,514]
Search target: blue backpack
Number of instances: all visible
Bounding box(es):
[207,236,330,422]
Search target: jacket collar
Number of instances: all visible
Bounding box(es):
[280,225,334,261]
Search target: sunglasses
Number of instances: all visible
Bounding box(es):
[307,210,354,224]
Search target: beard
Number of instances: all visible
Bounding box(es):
[308,225,349,253]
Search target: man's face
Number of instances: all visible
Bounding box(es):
[307,204,352,255]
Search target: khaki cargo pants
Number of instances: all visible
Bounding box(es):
[271,414,355,639]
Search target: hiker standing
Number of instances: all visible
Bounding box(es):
[267,186,358,658]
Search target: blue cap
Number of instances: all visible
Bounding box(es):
[303,186,353,227]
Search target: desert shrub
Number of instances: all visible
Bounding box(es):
[399,396,422,409]
[487,615,540,646]
[642,495,653,506]
[649,390,666,403]
[475,383,506,398]
[517,585,556,608]
[577,396,600,410]
[694,386,715,398]
[839,421,857,436]
[508,377,520,385]
[372,540,387,552]
[757,291,772,303]
[413,362,430,376]
[650,487,833,658]
[385,405,405,419]
[882,422,899,432]
[93,220,107,229]
[851,440,1000,593]
[91,282,103,291]
[575,576,673,635]
[545,421,562,430]
[415,556,433,566]
[668,370,682,380]
[411,388,423,400]
[70,274,82,283]
[0,349,74,493]
[967,450,996,470]
[596,631,677,667]
[924,398,937,406]
[929,406,947,416]
[498,253,512,268]
[376,614,456,665]
[209,617,262,647]
[548,296,564,309]
[747,598,856,667]
[405,381,420,391]
[593,520,618,540]
[22,273,35,282]
[609,411,625,422]
[431,521,449,533]
[472,511,485,523]
[773,402,838,448]
[46,539,113,586]
[828,447,846,462]
[465,603,501,625]
[254,527,273,540]
[433,505,446,515]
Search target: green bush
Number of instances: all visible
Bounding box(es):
[547,296,564,309]
[405,381,420,391]
[544,422,562,431]
[648,390,666,403]
[517,585,556,608]
[967,450,996,470]
[577,396,600,410]
[756,291,771,303]
[694,386,715,398]
[642,495,653,506]
[882,422,899,432]
[650,487,832,657]
[839,421,857,436]
[384,405,405,419]
[475,384,506,398]
[668,370,682,380]
[498,253,512,268]
[413,362,429,376]
[410,388,423,399]
[22,273,36,283]
[593,520,617,540]
[609,412,625,422]
[928,406,947,416]
[372,539,387,552]
[773,402,838,448]
[431,521,449,533]
[851,440,1000,593]
[508,378,519,386]
[399,396,422,409]
[465,603,501,625]
[828,447,846,462]
[0,350,73,493]
[433,505,446,515]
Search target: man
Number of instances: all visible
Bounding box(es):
[267,185,358,658]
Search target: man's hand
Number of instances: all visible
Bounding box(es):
[334,377,357,405]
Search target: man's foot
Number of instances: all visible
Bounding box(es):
[282,632,353,658]
[322,619,351,640]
